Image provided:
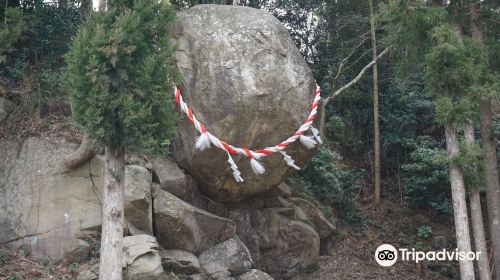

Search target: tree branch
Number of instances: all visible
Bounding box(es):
[324,48,389,106]
[63,134,96,170]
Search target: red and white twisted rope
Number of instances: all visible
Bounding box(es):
[174,83,322,182]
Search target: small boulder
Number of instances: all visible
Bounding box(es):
[151,155,187,196]
[153,188,236,254]
[199,237,254,277]
[124,165,153,235]
[288,197,335,239]
[151,156,207,209]
[161,249,201,275]
[123,235,164,280]
[236,269,274,280]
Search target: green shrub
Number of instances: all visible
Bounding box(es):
[417,225,432,239]
[292,146,366,226]
[64,0,180,153]
[401,136,452,215]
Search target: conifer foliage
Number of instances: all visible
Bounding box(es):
[64,0,179,154]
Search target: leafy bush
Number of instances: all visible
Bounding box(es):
[417,225,432,239]
[401,136,452,215]
[292,146,366,226]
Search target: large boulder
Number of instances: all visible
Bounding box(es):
[229,208,319,279]
[0,138,104,263]
[170,4,323,202]
[153,187,236,254]
[123,235,164,280]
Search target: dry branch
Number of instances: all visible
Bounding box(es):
[324,48,389,106]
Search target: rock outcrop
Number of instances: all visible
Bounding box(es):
[170,4,323,202]
[1,5,329,279]
[0,138,156,263]
[0,138,104,263]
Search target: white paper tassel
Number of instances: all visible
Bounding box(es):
[226,152,243,182]
[195,132,211,151]
[299,134,317,149]
[310,126,323,144]
[280,151,300,170]
[250,158,265,175]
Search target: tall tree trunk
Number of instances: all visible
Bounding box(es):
[470,4,500,279]
[98,0,106,11]
[444,119,475,280]
[99,147,125,280]
[368,0,381,207]
[465,123,492,280]
[79,0,93,16]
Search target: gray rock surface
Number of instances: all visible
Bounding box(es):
[123,235,164,280]
[170,4,323,202]
[152,155,207,209]
[124,165,153,235]
[161,249,201,275]
[153,187,236,254]
[0,138,155,263]
[229,208,319,279]
[199,236,254,277]
[236,269,274,280]
[0,138,104,263]
[288,197,335,239]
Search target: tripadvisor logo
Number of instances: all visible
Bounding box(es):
[375,244,398,267]
[374,244,481,267]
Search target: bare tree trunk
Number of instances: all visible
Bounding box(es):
[79,0,93,16]
[99,147,125,280]
[470,4,500,279]
[465,123,491,280]
[368,0,381,207]
[444,119,475,280]
[480,98,500,279]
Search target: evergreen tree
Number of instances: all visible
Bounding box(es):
[64,0,179,278]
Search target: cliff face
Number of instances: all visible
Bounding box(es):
[0,138,104,263]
